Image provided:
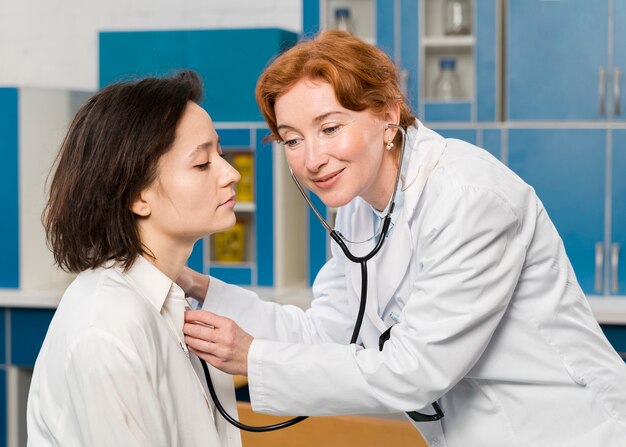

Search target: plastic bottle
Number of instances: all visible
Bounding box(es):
[433,58,460,100]
[333,8,354,34]
[444,0,471,36]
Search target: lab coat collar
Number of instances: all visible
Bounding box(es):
[402,121,446,220]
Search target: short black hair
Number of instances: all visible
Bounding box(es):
[44,70,203,272]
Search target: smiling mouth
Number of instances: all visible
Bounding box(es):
[313,168,344,185]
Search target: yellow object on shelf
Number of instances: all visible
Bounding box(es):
[232,153,254,202]
[214,222,245,263]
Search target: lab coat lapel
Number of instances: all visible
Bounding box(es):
[372,209,412,315]
[372,123,445,313]
[345,122,446,331]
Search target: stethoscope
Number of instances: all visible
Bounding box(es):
[200,123,443,432]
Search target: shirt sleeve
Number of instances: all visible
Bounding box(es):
[65,328,171,446]
[203,248,359,345]
[248,185,529,415]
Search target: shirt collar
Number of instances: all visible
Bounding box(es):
[119,255,185,313]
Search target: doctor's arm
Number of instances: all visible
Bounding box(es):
[183,243,359,347]
[183,237,363,376]
[242,186,529,416]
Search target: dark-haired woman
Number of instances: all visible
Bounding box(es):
[27,71,242,446]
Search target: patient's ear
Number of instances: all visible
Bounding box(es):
[131,192,151,217]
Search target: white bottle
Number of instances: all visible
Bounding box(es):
[334,8,354,34]
[444,0,471,36]
[434,58,460,100]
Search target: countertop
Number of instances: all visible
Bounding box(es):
[1,288,626,324]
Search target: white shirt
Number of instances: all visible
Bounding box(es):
[27,256,241,447]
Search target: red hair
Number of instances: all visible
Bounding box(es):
[255,30,415,146]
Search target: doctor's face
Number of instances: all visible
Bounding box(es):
[137,102,240,244]
[274,78,398,210]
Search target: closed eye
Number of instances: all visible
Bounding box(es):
[283,138,302,149]
[322,125,341,135]
[195,162,210,170]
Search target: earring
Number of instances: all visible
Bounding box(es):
[386,141,394,151]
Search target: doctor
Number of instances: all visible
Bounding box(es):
[182,30,626,446]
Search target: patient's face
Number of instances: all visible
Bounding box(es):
[140,101,240,245]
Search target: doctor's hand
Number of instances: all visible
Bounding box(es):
[184,310,253,376]
[175,267,210,304]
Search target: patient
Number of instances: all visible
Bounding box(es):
[27,70,242,447]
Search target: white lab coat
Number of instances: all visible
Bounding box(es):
[204,121,626,446]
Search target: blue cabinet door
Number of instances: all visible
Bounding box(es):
[507,0,608,120]
[100,29,297,122]
[612,129,626,295]
[614,0,626,122]
[476,0,498,122]
[0,89,19,288]
[508,129,606,295]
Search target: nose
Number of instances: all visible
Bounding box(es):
[221,158,241,187]
[304,138,329,173]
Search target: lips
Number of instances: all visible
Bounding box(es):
[218,195,236,208]
[313,168,345,188]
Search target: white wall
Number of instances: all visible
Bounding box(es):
[19,88,90,291]
[0,0,301,90]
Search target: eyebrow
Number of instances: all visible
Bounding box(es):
[276,111,347,132]
[188,136,220,158]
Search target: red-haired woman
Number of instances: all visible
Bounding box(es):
[182,31,626,446]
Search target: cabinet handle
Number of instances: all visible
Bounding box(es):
[612,243,620,293]
[595,242,604,293]
[614,68,622,117]
[599,67,606,116]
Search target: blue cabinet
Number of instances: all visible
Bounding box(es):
[100,28,298,122]
[0,307,55,447]
[615,0,626,121]
[506,1,626,297]
[612,130,626,294]
[100,28,300,287]
[507,0,625,122]
[508,129,607,295]
[0,89,19,288]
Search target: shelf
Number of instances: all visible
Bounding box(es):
[423,36,475,48]
[235,202,256,213]
[209,261,256,269]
